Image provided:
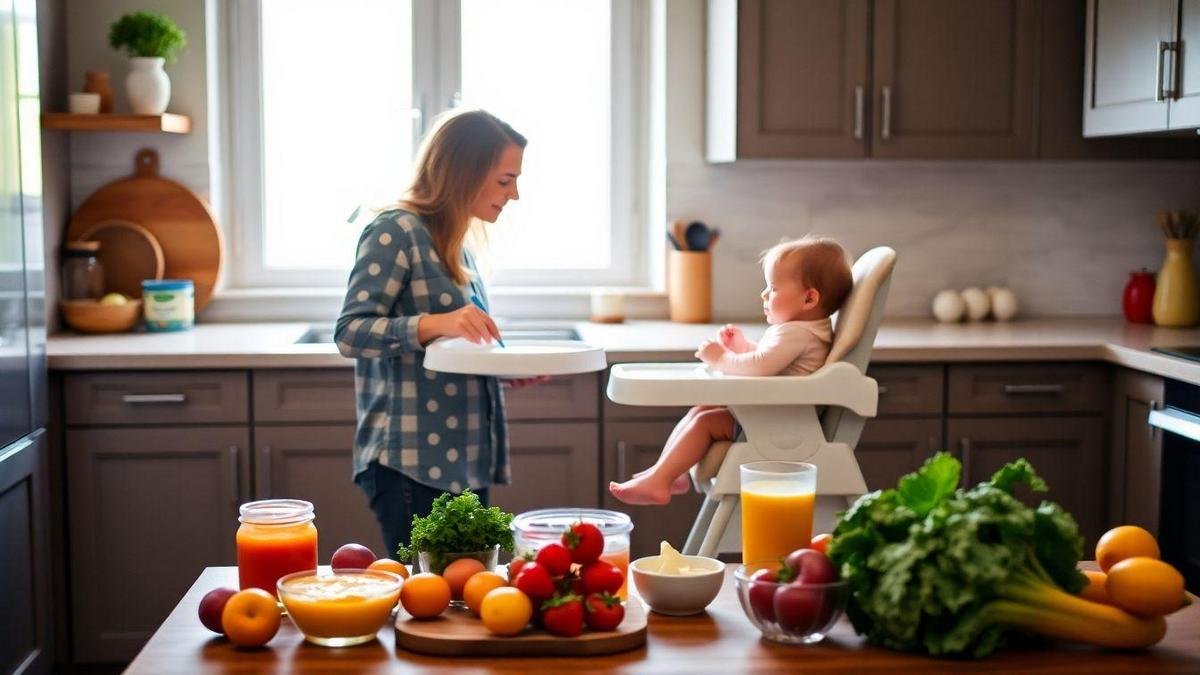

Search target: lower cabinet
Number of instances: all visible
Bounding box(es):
[601,420,704,559]
[66,426,250,663]
[0,432,51,675]
[254,425,386,559]
[1109,369,1164,535]
[856,417,944,491]
[947,416,1106,547]
[492,421,600,514]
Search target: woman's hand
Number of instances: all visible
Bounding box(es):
[418,305,502,345]
[695,340,725,365]
[503,375,551,390]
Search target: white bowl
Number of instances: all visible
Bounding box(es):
[630,554,725,616]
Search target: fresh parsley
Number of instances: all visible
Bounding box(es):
[397,489,515,572]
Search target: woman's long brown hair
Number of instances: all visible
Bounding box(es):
[397,109,526,286]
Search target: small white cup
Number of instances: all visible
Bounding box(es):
[68,92,101,115]
[590,288,625,324]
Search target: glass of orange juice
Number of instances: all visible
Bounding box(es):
[740,461,816,564]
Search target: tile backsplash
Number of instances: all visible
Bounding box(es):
[668,160,1200,319]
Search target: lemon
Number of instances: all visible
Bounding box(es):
[99,293,128,306]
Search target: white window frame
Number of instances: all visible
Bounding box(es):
[220,0,651,292]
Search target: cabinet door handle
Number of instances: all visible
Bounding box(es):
[959,437,972,487]
[227,446,241,507]
[880,85,892,140]
[122,393,187,404]
[853,85,865,140]
[259,445,272,496]
[616,441,629,481]
[1148,399,1161,442]
[877,385,889,395]
[1156,41,1177,101]
[1002,384,1064,395]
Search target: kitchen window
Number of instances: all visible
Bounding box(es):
[223,0,649,292]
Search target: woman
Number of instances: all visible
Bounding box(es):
[335,109,532,558]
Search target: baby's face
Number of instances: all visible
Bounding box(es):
[760,260,813,324]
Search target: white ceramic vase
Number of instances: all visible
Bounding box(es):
[125,57,170,115]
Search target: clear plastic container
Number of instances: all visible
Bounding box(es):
[61,241,105,301]
[511,508,633,598]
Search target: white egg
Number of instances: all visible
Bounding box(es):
[990,287,1019,321]
[932,289,966,323]
[960,287,991,321]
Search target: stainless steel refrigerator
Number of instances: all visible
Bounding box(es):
[1,0,51,671]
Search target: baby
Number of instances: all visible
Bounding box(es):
[609,236,854,505]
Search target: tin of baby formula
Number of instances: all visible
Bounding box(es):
[142,279,195,331]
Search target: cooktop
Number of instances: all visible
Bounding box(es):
[1152,346,1200,363]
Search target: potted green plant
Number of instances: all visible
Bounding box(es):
[108,11,187,115]
[397,490,515,577]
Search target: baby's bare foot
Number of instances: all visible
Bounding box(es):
[670,474,691,494]
[608,476,671,506]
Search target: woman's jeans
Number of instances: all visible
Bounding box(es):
[355,461,489,561]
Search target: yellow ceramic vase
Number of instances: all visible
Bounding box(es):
[1153,239,1200,327]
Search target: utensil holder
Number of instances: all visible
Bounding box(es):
[669,250,712,323]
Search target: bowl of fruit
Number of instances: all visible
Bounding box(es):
[734,547,847,645]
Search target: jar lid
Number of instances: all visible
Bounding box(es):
[142,279,194,291]
[239,499,314,525]
[64,240,100,253]
[511,508,633,536]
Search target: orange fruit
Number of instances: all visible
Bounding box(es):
[1095,525,1160,572]
[400,573,451,619]
[220,588,282,647]
[442,558,487,600]
[1078,569,1112,604]
[463,571,508,616]
[1106,557,1186,617]
[368,558,411,579]
[480,587,533,636]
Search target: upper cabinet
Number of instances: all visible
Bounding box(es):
[709,0,1040,160]
[1084,0,1200,136]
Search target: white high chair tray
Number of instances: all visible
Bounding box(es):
[424,338,607,377]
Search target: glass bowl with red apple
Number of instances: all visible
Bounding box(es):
[734,546,847,645]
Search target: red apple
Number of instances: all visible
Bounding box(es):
[747,568,779,622]
[773,582,828,633]
[331,543,376,569]
[198,587,237,634]
[784,548,837,584]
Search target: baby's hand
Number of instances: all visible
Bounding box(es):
[718,324,743,349]
[695,340,725,364]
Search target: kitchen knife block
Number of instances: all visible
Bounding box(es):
[668,250,712,323]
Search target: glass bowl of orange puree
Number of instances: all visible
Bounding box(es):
[277,569,404,646]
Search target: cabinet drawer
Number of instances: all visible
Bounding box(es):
[64,371,248,425]
[868,365,944,416]
[947,363,1107,415]
[253,370,356,424]
[505,374,599,421]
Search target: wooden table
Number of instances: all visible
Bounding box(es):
[128,566,1200,674]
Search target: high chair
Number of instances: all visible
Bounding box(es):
[606,247,896,557]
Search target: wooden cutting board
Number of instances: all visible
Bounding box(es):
[394,599,647,656]
[67,149,223,312]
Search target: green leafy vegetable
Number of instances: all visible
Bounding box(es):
[397,490,514,572]
[108,11,187,63]
[830,452,1105,658]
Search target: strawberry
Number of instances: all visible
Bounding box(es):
[541,593,584,637]
[535,543,573,577]
[562,522,604,564]
[507,552,534,584]
[584,592,625,631]
[513,561,556,600]
[579,560,625,595]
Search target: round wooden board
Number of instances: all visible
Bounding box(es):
[66,149,223,311]
[76,219,165,298]
[394,598,648,657]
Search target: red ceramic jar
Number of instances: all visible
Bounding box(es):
[1123,269,1156,324]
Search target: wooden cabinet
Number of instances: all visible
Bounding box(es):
[254,425,386,559]
[601,420,704,559]
[0,432,51,675]
[492,422,600,513]
[1108,369,1164,535]
[66,426,250,662]
[1084,0,1200,135]
[857,418,944,491]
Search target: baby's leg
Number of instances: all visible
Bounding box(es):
[632,406,716,481]
[610,408,736,505]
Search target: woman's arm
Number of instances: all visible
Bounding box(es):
[334,215,423,358]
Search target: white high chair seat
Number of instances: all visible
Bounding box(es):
[606,246,897,558]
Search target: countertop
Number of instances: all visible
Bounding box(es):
[127,565,1200,674]
[45,317,1200,385]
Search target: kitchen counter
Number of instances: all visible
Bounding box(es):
[46,317,1200,384]
[127,565,1200,674]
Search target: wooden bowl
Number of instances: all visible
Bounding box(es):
[60,298,143,334]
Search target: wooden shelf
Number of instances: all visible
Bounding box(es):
[41,113,191,134]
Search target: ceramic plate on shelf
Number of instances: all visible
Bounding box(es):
[423,338,607,377]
